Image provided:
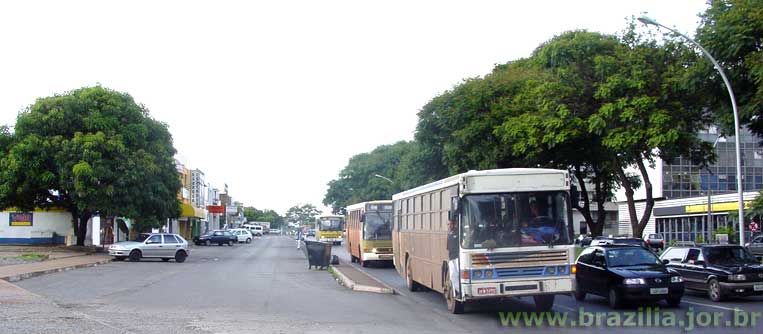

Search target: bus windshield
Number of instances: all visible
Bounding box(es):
[320,219,343,231]
[364,211,392,240]
[461,191,572,249]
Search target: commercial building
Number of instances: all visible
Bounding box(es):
[616,126,763,239]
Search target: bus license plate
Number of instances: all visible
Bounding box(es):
[650,288,668,295]
[477,287,496,295]
[754,284,763,291]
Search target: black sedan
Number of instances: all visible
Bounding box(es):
[575,245,684,308]
[661,245,763,301]
[193,230,236,246]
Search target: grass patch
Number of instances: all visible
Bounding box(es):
[17,253,49,261]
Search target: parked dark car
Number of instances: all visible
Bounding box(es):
[746,234,763,257]
[645,233,666,251]
[660,245,763,302]
[591,236,650,250]
[193,230,236,246]
[575,245,684,308]
[576,234,593,247]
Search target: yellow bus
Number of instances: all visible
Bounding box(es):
[316,214,344,245]
[392,168,575,314]
[345,201,393,267]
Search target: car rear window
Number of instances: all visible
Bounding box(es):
[662,248,686,262]
[164,235,179,244]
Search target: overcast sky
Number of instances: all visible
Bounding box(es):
[0,0,708,214]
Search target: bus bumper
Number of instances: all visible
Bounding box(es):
[462,277,573,299]
[320,237,343,243]
[361,252,393,262]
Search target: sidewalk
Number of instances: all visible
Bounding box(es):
[331,264,394,294]
[0,254,112,282]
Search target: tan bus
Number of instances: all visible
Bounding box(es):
[345,200,394,267]
[392,168,575,313]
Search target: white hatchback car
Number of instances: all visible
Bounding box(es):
[229,229,253,243]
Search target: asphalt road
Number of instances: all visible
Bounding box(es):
[331,245,763,334]
[8,236,763,334]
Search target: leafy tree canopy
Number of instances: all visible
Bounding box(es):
[696,0,763,136]
[0,86,181,245]
[285,203,321,226]
[323,141,416,214]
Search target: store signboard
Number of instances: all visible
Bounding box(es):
[9,212,33,226]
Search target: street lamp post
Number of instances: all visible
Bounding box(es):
[374,174,394,184]
[638,16,746,245]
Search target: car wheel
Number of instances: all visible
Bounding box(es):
[175,251,187,263]
[361,259,369,267]
[444,274,465,314]
[246,238,251,244]
[666,296,681,307]
[574,287,586,301]
[205,240,211,246]
[608,288,622,309]
[128,250,141,262]
[228,240,234,246]
[708,278,724,302]
[162,258,170,262]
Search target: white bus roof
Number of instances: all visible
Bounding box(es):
[392,168,569,200]
[318,214,344,219]
[345,200,393,212]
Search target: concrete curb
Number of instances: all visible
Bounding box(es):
[330,265,394,294]
[1,258,112,283]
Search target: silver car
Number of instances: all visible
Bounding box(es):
[109,233,190,263]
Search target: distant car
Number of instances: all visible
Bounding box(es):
[575,245,684,308]
[661,245,763,302]
[576,234,593,247]
[194,230,236,246]
[242,224,263,236]
[746,234,763,257]
[229,228,253,243]
[645,233,666,251]
[591,237,649,249]
[270,228,281,234]
[108,233,190,263]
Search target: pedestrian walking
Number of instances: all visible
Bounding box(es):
[296,230,303,249]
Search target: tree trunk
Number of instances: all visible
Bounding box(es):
[614,157,638,235]
[592,164,608,237]
[634,158,655,238]
[572,167,597,236]
[74,210,92,247]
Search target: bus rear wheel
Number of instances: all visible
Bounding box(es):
[444,276,465,314]
[405,258,421,292]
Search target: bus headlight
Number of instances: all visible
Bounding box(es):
[473,270,483,279]
[545,266,557,275]
[484,269,494,279]
[557,265,568,274]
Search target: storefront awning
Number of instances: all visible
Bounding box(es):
[181,204,205,218]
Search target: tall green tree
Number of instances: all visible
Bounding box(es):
[695,0,763,136]
[243,206,284,228]
[285,204,321,226]
[0,86,181,245]
[323,141,415,214]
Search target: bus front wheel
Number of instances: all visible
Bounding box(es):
[444,276,465,314]
[534,295,555,312]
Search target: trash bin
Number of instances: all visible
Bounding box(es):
[303,240,332,269]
